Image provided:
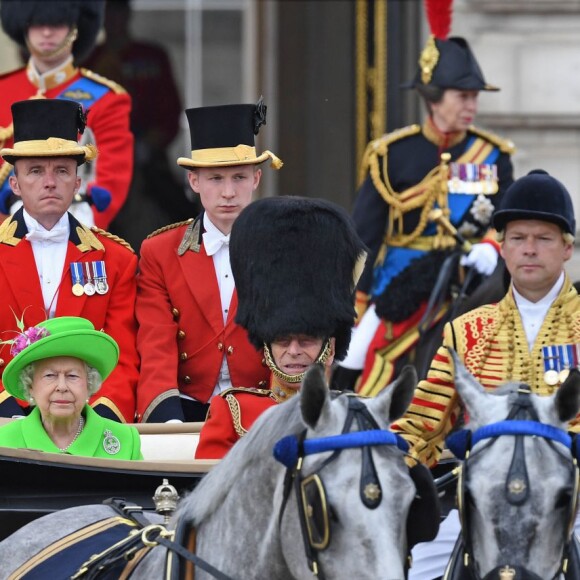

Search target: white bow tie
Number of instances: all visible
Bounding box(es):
[26,228,69,244]
[203,232,230,256]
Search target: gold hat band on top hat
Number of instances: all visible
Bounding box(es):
[177,144,283,169]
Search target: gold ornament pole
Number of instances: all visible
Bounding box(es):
[355,0,387,176]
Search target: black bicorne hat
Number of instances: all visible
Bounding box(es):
[492,170,576,235]
[177,98,282,170]
[230,196,368,361]
[405,36,499,92]
[0,0,104,63]
[0,99,96,166]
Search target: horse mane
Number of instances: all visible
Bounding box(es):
[179,395,306,525]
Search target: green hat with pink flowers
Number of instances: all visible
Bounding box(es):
[2,316,118,401]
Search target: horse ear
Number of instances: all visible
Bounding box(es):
[300,364,330,428]
[554,368,580,423]
[448,348,488,423]
[369,365,417,423]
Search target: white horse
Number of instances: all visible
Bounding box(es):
[444,352,580,580]
[0,364,433,580]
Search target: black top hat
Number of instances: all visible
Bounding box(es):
[492,170,576,235]
[177,98,282,169]
[1,1,104,63]
[405,36,499,92]
[230,196,367,361]
[1,99,96,166]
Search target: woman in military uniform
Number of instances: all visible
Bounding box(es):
[337,35,515,394]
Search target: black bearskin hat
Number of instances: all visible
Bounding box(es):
[231,197,367,361]
[1,1,105,63]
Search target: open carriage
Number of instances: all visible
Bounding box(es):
[0,420,214,541]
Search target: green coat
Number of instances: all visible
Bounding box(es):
[0,405,142,460]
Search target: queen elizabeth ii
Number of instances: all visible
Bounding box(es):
[0,316,141,459]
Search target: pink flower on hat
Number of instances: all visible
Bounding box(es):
[10,326,50,357]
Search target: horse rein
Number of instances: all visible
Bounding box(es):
[274,395,409,579]
[447,387,580,580]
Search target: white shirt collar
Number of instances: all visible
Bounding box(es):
[23,209,69,235]
[202,214,230,256]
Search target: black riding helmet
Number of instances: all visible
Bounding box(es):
[492,169,576,235]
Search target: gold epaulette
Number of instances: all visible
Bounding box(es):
[90,226,134,253]
[359,124,421,184]
[220,387,273,398]
[80,68,127,95]
[147,219,193,240]
[469,125,516,155]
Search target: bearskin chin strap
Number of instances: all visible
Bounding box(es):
[263,338,333,384]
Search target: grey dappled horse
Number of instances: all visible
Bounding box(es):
[0,365,421,580]
[445,352,580,579]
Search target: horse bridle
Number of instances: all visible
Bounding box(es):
[274,395,409,579]
[446,387,580,580]
[72,397,409,580]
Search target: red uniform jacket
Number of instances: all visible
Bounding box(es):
[195,387,279,459]
[135,216,270,422]
[0,209,139,422]
[0,61,133,229]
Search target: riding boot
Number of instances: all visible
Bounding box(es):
[330,366,362,392]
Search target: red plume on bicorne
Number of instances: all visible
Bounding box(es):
[424,0,453,40]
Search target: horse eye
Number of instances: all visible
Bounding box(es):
[555,489,573,510]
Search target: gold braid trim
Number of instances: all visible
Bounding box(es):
[225,393,246,437]
[80,68,127,95]
[147,219,193,239]
[91,226,134,253]
[469,125,516,155]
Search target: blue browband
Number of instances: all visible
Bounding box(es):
[273,430,409,469]
[447,420,575,461]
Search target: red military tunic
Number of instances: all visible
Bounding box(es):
[195,378,297,459]
[392,276,580,467]
[0,60,133,229]
[135,216,270,422]
[0,209,139,422]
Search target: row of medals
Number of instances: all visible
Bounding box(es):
[545,368,571,386]
[72,277,109,297]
